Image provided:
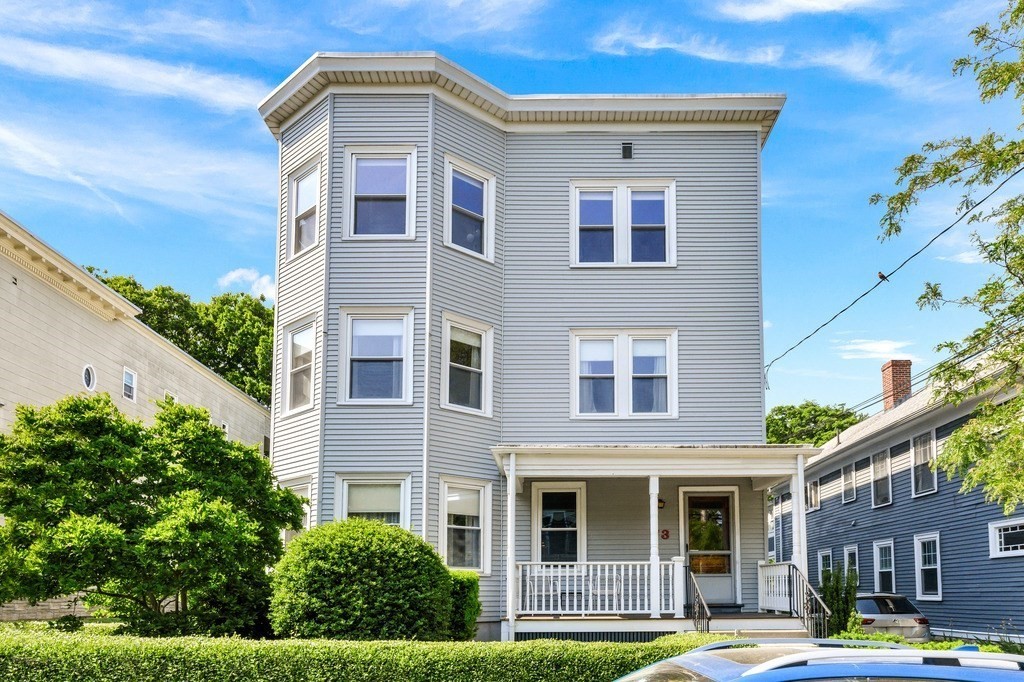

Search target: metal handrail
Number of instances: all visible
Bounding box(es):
[689,570,711,634]
[789,564,831,638]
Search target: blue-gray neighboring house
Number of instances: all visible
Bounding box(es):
[773,359,1024,642]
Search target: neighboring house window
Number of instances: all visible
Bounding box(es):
[912,431,937,496]
[440,477,492,574]
[82,365,97,391]
[286,321,315,412]
[767,510,776,562]
[845,545,860,584]
[871,450,892,507]
[532,482,587,563]
[262,436,271,459]
[342,308,413,404]
[122,368,137,402]
[444,156,495,260]
[220,422,229,436]
[337,474,411,529]
[914,532,942,600]
[290,162,319,257]
[346,146,417,238]
[817,549,833,585]
[989,518,1024,558]
[805,479,820,512]
[842,463,856,503]
[571,180,677,266]
[164,390,177,404]
[281,480,311,547]
[572,329,677,418]
[441,313,493,416]
[873,539,895,593]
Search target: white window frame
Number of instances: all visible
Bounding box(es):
[914,532,942,601]
[163,390,177,404]
[440,312,493,417]
[817,549,833,585]
[911,430,938,498]
[844,544,860,585]
[344,145,417,240]
[805,479,820,512]
[439,476,492,575]
[767,509,776,562]
[871,450,893,508]
[842,463,857,503]
[988,518,1024,558]
[531,481,587,563]
[82,364,97,391]
[569,179,677,267]
[443,155,496,262]
[336,472,412,531]
[280,477,312,546]
[282,317,316,416]
[873,539,896,593]
[220,422,229,436]
[122,367,137,402]
[570,328,678,419]
[287,157,320,259]
[339,307,414,405]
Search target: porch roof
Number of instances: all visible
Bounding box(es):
[491,443,819,491]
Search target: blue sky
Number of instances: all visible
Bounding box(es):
[0,0,1014,413]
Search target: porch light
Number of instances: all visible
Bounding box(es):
[658,498,666,509]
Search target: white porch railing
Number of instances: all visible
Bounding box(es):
[758,561,793,612]
[518,562,679,616]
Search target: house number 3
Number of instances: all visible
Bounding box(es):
[660,529,670,540]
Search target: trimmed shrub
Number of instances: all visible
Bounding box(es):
[270,518,453,640]
[819,569,859,635]
[448,570,482,641]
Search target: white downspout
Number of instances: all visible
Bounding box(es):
[506,452,517,640]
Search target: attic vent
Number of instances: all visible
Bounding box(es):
[621,142,633,159]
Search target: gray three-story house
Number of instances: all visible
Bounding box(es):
[259,52,821,641]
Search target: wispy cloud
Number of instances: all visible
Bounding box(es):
[593,20,784,64]
[334,0,548,41]
[799,40,949,100]
[774,366,874,381]
[833,338,922,361]
[218,268,276,302]
[0,35,269,113]
[717,0,892,22]
[763,319,774,329]
[937,250,986,264]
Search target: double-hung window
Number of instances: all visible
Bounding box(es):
[338,474,411,529]
[281,479,311,547]
[572,330,677,418]
[871,450,892,507]
[817,549,833,585]
[873,539,895,592]
[805,479,820,511]
[342,308,413,404]
[289,162,319,256]
[571,180,676,266]
[842,463,856,503]
[988,518,1024,558]
[346,146,416,238]
[122,367,137,402]
[441,477,492,573]
[286,321,315,413]
[444,156,495,260]
[441,313,492,415]
[844,545,860,584]
[912,431,937,496]
[532,482,586,563]
[914,532,942,600]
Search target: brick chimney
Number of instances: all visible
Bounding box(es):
[881,359,912,410]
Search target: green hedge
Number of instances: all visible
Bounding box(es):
[0,628,727,682]
[448,570,482,641]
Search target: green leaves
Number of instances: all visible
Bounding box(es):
[766,401,865,446]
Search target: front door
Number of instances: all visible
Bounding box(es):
[680,488,738,605]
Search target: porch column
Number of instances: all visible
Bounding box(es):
[791,453,808,577]
[649,476,660,618]
[506,453,517,639]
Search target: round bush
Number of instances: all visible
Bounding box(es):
[269,518,453,640]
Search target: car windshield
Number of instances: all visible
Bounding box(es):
[857,596,921,614]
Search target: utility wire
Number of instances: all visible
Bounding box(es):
[764,166,1024,377]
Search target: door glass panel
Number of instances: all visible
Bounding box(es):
[687,495,731,575]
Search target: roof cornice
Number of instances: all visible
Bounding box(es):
[259,52,786,144]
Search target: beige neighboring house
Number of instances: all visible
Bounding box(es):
[0,210,271,620]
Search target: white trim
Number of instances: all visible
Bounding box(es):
[336,472,413,531]
[569,179,677,267]
[841,463,856,503]
[871,450,892,508]
[121,366,137,402]
[280,476,312,546]
[988,517,1024,558]
[530,481,587,563]
[344,145,418,240]
[443,154,496,262]
[339,306,415,405]
[282,315,316,417]
[844,544,860,585]
[911,430,938,498]
[914,531,942,601]
[817,548,833,585]
[873,538,895,594]
[570,328,678,419]
[82,364,97,391]
[439,475,492,575]
[286,156,321,260]
[679,485,742,604]
[440,311,494,417]
[805,479,820,512]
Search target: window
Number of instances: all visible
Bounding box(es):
[337,474,411,529]
[281,479,311,547]
[122,368,137,402]
[845,545,860,584]
[912,431,937,496]
[767,510,776,562]
[989,518,1024,558]
[532,482,586,563]
[873,539,895,593]
[842,463,857,503]
[164,390,177,404]
[571,180,676,266]
[915,532,942,600]
[805,479,821,511]
[441,313,493,415]
[220,422,229,436]
[444,156,495,260]
[342,308,413,404]
[440,477,492,573]
[289,162,319,256]
[262,436,271,459]
[871,450,892,507]
[285,322,315,412]
[571,330,677,418]
[82,365,96,391]
[817,549,833,585]
[346,146,416,238]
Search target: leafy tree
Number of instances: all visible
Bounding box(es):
[870,0,1024,513]
[766,401,865,446]
[0,394,304,635]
